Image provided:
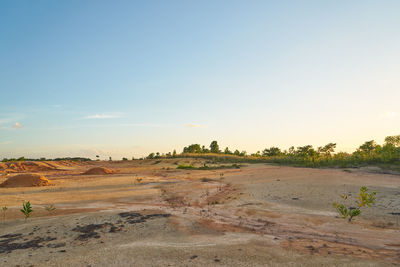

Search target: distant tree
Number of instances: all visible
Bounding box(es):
[234,149,240,156]
[201,145,210,153]
[358,140,377,153]
[172,149,177,157]
[183,144,202,153]
[239,151,247,156]
[210,141,220,153]
[296,145,316,157]
[96,155,100,161]
[109,157,112,161]
[122,157,128,161]
[385,135,400,147]
[262,147,282,156]
[317,143,337,156]
[224,147,232,154]
[147,153,155,159]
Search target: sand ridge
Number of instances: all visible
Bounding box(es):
[82,167,115,175]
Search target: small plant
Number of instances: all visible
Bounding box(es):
[177,164,195,169]
[2,206,7,222]
[333,186,376,222]
[20,201,33,221]
[44,204,56,213]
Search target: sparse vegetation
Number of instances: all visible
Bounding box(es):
[333,186,376,222]
[44,204,56,213]
[20,201,33,220]
[152,135,400,170]
[177,164,196,169]
[177,163,240,170]
[2,206,7,222]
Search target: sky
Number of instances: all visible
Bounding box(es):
[1,0,399,159]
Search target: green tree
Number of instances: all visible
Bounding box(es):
[358,140,377,154]
[224,147,232,154]
[210,141,220,153]
[296,145,316,157]
[183,144,202,153]
[385,135,400,147]
[262,147,282,156]
[317,143,336,156]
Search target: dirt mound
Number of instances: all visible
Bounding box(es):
[0,161,58,173]
[0,174,53,188]
[82,167,114,175]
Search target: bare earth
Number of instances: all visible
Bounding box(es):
[0,159,399,266]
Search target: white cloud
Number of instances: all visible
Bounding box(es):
[13,122,22,128]
[84,113,122,119]
[185,124,206,128]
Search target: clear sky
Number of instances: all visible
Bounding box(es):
[1,0,399,159]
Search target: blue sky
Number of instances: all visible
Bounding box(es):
[1,0,399,159]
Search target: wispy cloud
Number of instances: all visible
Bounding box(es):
[185,124,206,128]
[0,141,12,145]
[13,122,22,129]
[0,118,13,125]
[46,123,170,130]
[84,113,122,119]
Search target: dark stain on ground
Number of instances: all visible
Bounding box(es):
[0,235,56,254]
[118,212,171,224]
[73,223,112,241]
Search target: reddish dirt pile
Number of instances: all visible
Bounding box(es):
[82,167,114,175]
[0,174,53,188]
[0,161,58,173]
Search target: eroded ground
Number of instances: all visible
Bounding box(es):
[0,159,399,266]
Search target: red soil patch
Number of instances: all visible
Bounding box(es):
[0,161,58,173]
[82,167,115,175]
[0,174,53,188]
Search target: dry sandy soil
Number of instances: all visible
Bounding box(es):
[0,159,399,266]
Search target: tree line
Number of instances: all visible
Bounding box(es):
[148,135,400,168]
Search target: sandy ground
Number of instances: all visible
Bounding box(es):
[0,159,399,266]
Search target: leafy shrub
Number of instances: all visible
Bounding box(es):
[20,201,33,220]
[333,186,376,222]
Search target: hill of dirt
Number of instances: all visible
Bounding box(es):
[0,173,53,188]
[82,167,114,175]
[0,161,59,173]
[0,161,92,174]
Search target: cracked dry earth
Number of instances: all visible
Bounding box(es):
[0,159,399,266]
